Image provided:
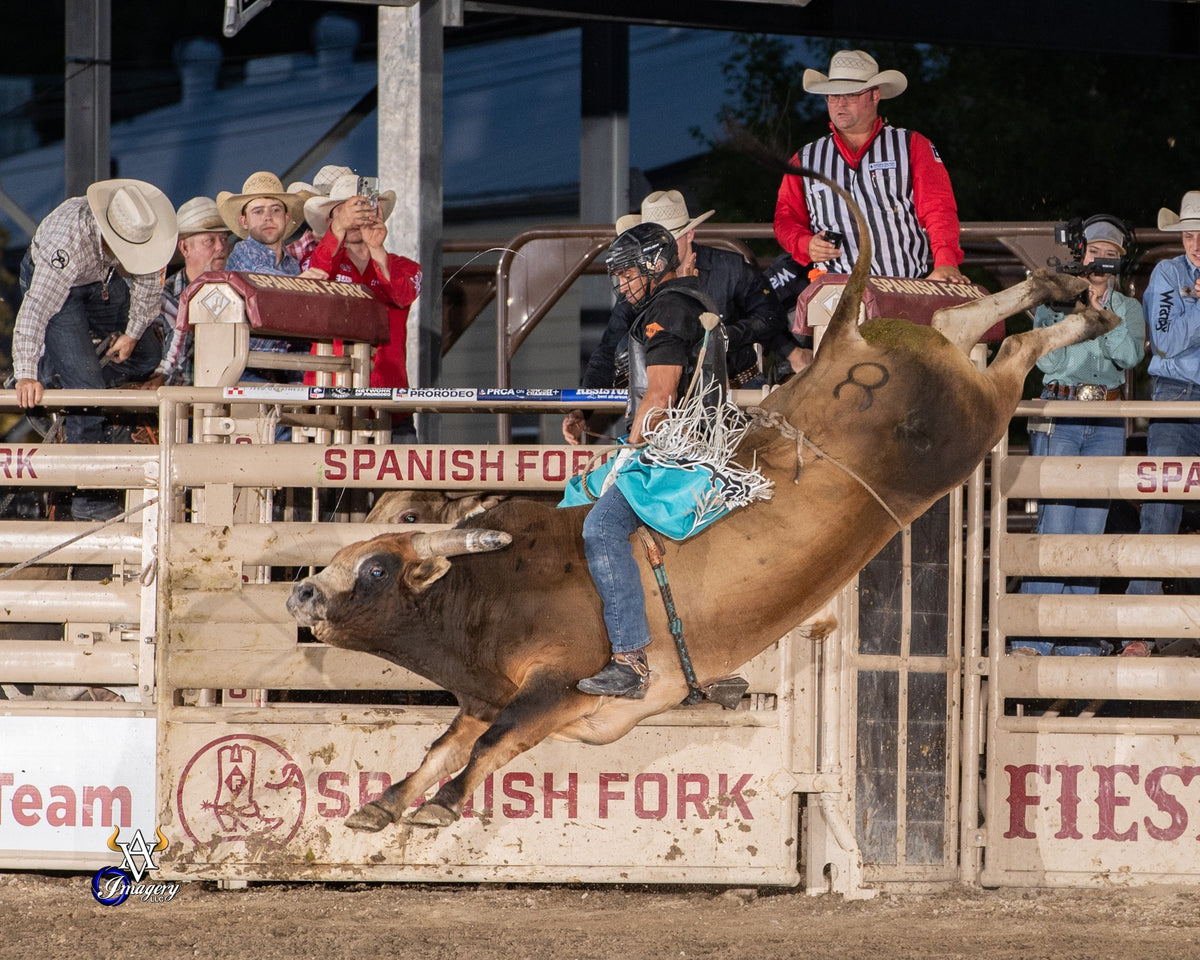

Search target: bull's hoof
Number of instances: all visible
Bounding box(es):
[344,801,396,833]
[408,801,458,828]
[1032,269,1086,301]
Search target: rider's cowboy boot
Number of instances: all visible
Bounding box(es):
[577,648,649,699]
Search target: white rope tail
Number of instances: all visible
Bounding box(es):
[639,386,774,537]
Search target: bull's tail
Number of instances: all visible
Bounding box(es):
[722,122,868,349]
[786,163,870,349]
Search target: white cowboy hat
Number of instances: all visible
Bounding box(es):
[1157,191,1200,231]
[286,164,354,202]
[175,196,231,236]
[85,179,178,275]
[303,172,398,238]
[613,189,714,239]
[216,171,306,239]
[803,49,908,99]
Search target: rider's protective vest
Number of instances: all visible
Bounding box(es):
[626,280,729,432]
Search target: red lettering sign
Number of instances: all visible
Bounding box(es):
[0,447,38,480]
[0,773,132,828]
[1005,762,1200,842]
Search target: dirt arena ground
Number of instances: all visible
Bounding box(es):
[2,873,1198,960]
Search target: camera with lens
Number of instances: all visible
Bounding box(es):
[1045,214,1134,311]
[1048,215,1132,278]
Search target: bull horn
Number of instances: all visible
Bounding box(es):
[411,528,512,559]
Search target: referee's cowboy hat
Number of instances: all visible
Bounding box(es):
[86,179,178,276]
[803,49,908,100]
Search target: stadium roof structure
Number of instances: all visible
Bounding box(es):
[214,0,1200,57]
[423,0,1199,57]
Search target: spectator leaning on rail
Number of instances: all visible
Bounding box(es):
[1011,216,1145,658]
[1123,191,1200,657]
[218,171,308,381]
[141,196,233,388]
[774,49,968,285]
[301,172,423,441]
[10,178,177,519]
[562,190,797,444]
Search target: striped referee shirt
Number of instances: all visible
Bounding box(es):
[774,119,963,278]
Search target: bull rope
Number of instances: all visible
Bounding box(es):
[0,497,159,581]
[743,406,904,531]
[636,526,705,705]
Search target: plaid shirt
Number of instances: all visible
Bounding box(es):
[226,237,301,355]
[12,197,164,381]
[154,268,193,385]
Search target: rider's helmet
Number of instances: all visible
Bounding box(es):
[604,222,680,306]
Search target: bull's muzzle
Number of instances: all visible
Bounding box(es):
[411,529,512,558]
[286,579,324,625]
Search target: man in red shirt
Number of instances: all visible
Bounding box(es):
[302,173,423,439]
[774,49,968,284]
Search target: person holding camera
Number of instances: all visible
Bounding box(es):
[774,49,967,284]
[1011,217,1145,656]
[301,172,422,437]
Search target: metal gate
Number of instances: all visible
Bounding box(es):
[982,397,1200,887]
[152,424,830,887]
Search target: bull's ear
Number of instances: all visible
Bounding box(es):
[405,557,452,593]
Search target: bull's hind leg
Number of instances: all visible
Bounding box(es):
[932,269,1090,354]
[345,701,495,832]
[408,671,592,827]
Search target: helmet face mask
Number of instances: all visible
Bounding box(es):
[605,222,680,306]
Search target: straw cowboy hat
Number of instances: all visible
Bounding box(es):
[803,49,908,99]
[614,190,714,239]
[85,179,178,276]
[303,172,397,238]
[1157,191,1200,231]
[174,196,231,237]
[216,171,306,239]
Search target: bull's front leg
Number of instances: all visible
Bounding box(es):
[409,671,592,827]
[345,706,492,832]
[987,305,1121,385]
[932,269,1089,354]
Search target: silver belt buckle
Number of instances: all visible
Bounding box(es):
[1075,383,1106,402]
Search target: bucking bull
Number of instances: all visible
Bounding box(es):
[288,174,1116,833]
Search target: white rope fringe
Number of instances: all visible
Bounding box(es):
[640,388,773,537]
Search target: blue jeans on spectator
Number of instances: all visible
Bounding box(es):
[20,253,161,444]
[582,485,651,655]
[1013,412,1125,657]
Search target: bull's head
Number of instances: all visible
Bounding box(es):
[287,528,512,632]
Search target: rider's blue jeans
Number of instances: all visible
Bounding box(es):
[582,485,651,655]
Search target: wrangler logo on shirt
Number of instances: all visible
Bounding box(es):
[1157,291,1174,333]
